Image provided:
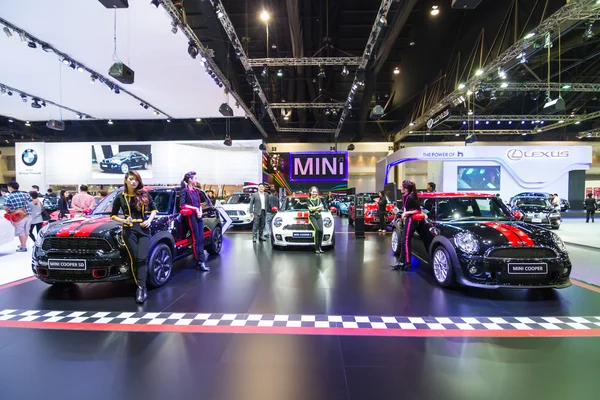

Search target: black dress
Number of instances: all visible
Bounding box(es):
[378,196,388,231]
[308,197,325,251]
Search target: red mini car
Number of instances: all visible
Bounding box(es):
[348,193,398,229]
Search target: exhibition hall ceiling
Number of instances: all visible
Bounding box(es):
[0,0,244,122]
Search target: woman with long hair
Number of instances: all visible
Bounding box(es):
[377,190,388,232]
[110,171,157,304]
[180,171,209,271]
[307,186,326,254]
[58,189,70,219]
[391,180,420,270]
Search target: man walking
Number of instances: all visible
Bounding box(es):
[3,181,33,252]
[585,193,597,223]
[264,187,279,240]
[248,183,268,242]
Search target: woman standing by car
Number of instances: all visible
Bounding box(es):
[308,186,325,254]
[57,189,70,219]
[110,171,157,304]
[377,190,387,232]
[391,180,420,270]
[180,171,209,271]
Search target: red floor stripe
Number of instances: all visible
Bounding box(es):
[1,319,600,337]
[572,278,600,294]
[0,276,37,291]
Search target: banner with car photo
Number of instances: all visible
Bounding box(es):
[91,144,153,180]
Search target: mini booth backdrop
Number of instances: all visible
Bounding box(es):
[91,145,153,179]
[262,151,349,193]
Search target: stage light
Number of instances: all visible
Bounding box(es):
[575,121,581,124]
[25,121,31,126]
[347,144,355,151]
[457,83,466,90]
[522,133,527,136]
[260,10,270,22]
[77,114,83,119]
[498,68,507,79]
[166,119,171,122]
[455,133,460,137]
[462,121,466,125]
[108,120,114,125]
[3,27,12,39]
[521,121,526,124]
[475,69,484,76]
[378,16,387,27]
[562,84,572,89]
[341,65,349,76]
[171,21,178,34]
[62,58,70,65]
[558,120,565,123]
[468,110,473,115]
[430,5,439,16]
[154,111,159,116]
[485,121,489,124]
[409,122,415,126]
[524,32,535,39]
[31,99,41,109]
[318,66,326,78]
[497,121,501,125]
[90,74,97,84]
[188,42,199,59]
[150,0,159,7]
[283,114,289,121]
[224,136,232,146]
[20,94,27,102]
[262,65,268,77]
[508,121,513,124]
[196,118,202,122]
[76,65,84,72]
[393,66,400,75]
[475,120,479,124]
[519,52,528,64]
[114,87,120,94]
[500,82,509,88]
[277,69,283,77]
[8,119,13,123]
[27,40,36,49]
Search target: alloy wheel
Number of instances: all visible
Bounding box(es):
[153,247,172,284]
[433,248,449,283]
[213,228,222,252]
[121,163,129,174]
[391,229,399,253]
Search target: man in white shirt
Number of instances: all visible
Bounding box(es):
[248,183,268,242]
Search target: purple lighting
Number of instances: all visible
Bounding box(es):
[289,151,349,182]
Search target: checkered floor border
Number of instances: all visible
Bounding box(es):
[2,309,600,332]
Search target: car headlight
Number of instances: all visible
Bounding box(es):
[454,231,480,254]
[323,217,332,228]
[35,224,50,247]
[551,232,568,254]
[274,217,283,228]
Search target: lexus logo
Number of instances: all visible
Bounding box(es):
[21,149,38,167]
[506,149,569,161]
[426,118,434,129]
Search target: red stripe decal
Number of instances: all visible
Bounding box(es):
[500,224,535,247]
[483,222,522,246]
[175,239,190,247]
[55,219,87,237]
[203,230,210,239]
[72,217,112,237]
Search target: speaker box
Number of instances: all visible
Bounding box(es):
[219,103,234,117]
[97,0,129,8]
[108,62,135,84]
[46,120,65,131]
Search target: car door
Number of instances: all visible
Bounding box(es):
[170,190,193,256]
[410,198,433,259]
[199,190,219,232]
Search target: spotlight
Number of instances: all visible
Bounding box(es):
[154,110,160,116]
[347,144,355,151]
[27,40,36,49]
[497,121,501,125]
[378,16,387,27]
[114,87,120,94]
[171,21,178,34]
[259,143,268,151]
[409,122,415,126]
[524,32,536,40]
[77,114,83,119]
[196,118,202,122]
[8,119,13,123]
[393,66,400,75]
[216,6,224,19]
[475,69,484,76]
[143,104,149,110]
[457,83,466,90]
[223,136,232,146]
[31,99,42,109]
[20,94,27,102]
[431,5,440,16]
[108,120,114,125]
[583,22,595,40]
[166,119,171,122]
[41,43,52,52]
[150,0,159,7]
[62,58,70,65]
[260,10,270,22]
[508,121,513,124]
[3,27,12,39]
[262,65,268,77]
[332,109,338,116]
[283,114,289,121]
[76,65,84,72]
[90,74,98,84]
[318,66,326,78]
[188,42,199,59]
[498,68,506,79]
[519,51,528,64]
[341,65,349,76]
[277,69,283,77]
[500,82,509,88]
[562,84,572,90]
[25,121,31,126]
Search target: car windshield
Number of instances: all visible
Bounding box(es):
[359,193,379,203]
[435,197,512,221]
[227,194,251,204]
[515,197,551,207]
[113,151,132,159]
[93,190,172,215]
[284,197,326,211]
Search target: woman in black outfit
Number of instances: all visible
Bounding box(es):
[110,171,157,304]
[377,190,387,232]
[391,180,420,270]
[58,189,70,219]
[180,171,209,271]
[308,186,325,254]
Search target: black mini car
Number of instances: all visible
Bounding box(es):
[100,151,150,174]
[510,195,561,229]
[390,192,571,289]
[32,187,222,287]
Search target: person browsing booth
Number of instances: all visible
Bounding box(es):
[248,183,268,242]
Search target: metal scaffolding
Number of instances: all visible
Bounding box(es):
[160,0,270,137]
[577,127,600,138]
[536,110,600,133]
[482,82,600,92]
[407,130,533,136]
[247,58,362,67]
[395,0,600,142]
[444,114,578,122]
[278,128,337,134]
[334,0,394,139]
[269,103,346,109]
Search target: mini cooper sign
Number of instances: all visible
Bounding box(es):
[289,152,348,182]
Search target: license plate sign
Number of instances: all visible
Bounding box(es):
[293,232,313,238]
[48,259,87,270]
[230,217,239,221]
[508,263,547,274]
[532,218,542,223]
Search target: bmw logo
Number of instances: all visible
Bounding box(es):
[22,149,38,167]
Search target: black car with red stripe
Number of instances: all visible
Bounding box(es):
[390,192,571,289]
[32,187,223,287]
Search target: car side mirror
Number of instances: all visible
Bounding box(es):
[330,207,337,213]
[513,210,523,219]
[271,206,278,213]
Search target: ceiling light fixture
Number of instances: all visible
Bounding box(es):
[430,5,440,16]
[260,10,270,22]
[318,65,326,78]
[3,27,13,39]
[166,119,171,122]
[475,69,484,76]
[25,121,31,126]
[500,82,509,88]
[457,83,466,90]
[196,118,202,122]
[341,65,349,76]
[150,0,159,7]
[393,66,400,75]
[20,94,27,102]
[108,120,114,125]
[524,32,536,39]
[188,42,199,59]
[277,69,283,77]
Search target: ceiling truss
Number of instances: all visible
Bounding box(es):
[269,103,346,109]
[247,57,362,67]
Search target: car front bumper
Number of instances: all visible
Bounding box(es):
[272,230,335,247]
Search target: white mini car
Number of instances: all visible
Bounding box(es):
[271,195,336,249]
[221,193,254,226]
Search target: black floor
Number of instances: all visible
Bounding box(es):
[1,218,600,400]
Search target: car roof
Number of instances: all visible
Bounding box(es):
[419,192,495,199]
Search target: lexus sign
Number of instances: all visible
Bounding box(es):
[506,149,569,161]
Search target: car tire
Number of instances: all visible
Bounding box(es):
[391,228,401,256]
[206,226,222,255]
[432,246,455,288]
[120,163,130,174]
[147,243,172,288]
[143,162,149,170]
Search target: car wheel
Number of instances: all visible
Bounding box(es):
[143,162,149,170]
[147,243,172,288]
[432,246,455,288]
[120,163,129,174]
[391,228,401,256]
[206,226,222,255]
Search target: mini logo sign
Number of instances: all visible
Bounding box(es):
[506,149,569,161]
[21,149,38,167]
[290,152,348,182]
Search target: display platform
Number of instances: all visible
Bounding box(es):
[1,218,600,399]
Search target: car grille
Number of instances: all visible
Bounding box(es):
[226,210,247,216]
[283,224,313,231]
[486,247,557,259]
[46,266,121,281]
[500,271,560,284]
[42,237,112,253]
[285,237,314,243]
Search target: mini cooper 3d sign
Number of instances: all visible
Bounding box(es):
[290,152,348,182]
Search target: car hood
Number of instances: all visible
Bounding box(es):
[221,204,251,211]
[103,157,125,163]
[44,216,121,238]
[441,220,558,248]
[275,210,333,221]
[516,205,552,213]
